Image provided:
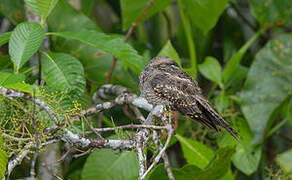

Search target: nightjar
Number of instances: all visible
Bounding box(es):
[139,56,238,140]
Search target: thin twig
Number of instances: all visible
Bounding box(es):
[87,124,167,133]
[161,143,174,180]
[141,126,173,179]
[105,56,118,84]
[82,115,103,138]
[125,0,155,41]
[104,0,155,86]
[30,89,40,177]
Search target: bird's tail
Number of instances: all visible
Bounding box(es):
[195,96,239,142]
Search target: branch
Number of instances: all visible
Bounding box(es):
[135,105,164,180]
[90,124,167,133]
[0,87,58,122]
[125,0,155,41]
[4,140,58,179]
[62,129,135,150]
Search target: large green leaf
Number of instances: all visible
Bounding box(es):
[24,0,40,14]
[233,145,262,175]
[147,147,233,180]
[0,72,25,85]
[0,0,25,24]
[198,56,223,87]
[47,0,137,89]
[241,33,292,143]
[25,0,59,23]
[49,30,145,75]
[0,148,8,179]
[41,52,85,99]
[217,117,262,175]
[82,149,139,180]
[38,0,59,23]
[120,0,174,30]
[193,147,234,180]
[0,32,11,47]
[248,0,292,27]
[0,72,40,95]
[223,29,263,87]
[276,149,292,173]
[158,40,181,66]
[175,134,214,169]
[9,22,45,72]
[182,0,229,34]
[48,0,100,32]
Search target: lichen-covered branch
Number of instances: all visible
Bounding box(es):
[1,85,174,180]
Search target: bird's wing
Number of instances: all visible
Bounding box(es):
[150,72,238,140]
[150,72,219,130]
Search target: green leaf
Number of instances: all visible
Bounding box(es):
[0,72,40,95]
[0,0,25,24]
[223,29,263,86]
[158,40,181,66]
[276,149,292,173]
[241,33,292,143]
[198,56,222,87]
[233,145,261,175]
[82,149,139,180]
[24,0,40,14]
[38,0,59,24]
[48,0,100,32]
[194,147,234,180]
[120,0,174,30]
[42,52,85,99]
[148,148,234,180]
[0,71,25,85]
[25,0,59,24]
[175,134,214,169]
[4,82,40,96]
[217,117,262,175]
[49,30,145,75]
[9,22,45,72]
[0,32,11,47]
[182,0,229,34]
[0,148,8,179]
[248,0,292,27]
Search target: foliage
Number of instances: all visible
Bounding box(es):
[0,0,291,179]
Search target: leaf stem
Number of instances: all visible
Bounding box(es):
[177,0,197,78]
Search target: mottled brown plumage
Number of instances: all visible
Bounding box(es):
[139,56,238,140]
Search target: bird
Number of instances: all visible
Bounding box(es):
[139,56,238,140]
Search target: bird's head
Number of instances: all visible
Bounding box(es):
[147,56,179,68]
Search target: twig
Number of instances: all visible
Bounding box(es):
[63,129,135,149]
[104,0,155,86]
[130,105,146,122]
[162,153,174,180]
[92,124,167,132]
[5,142,34,178]
[73,148,93,158]
[125,0,155,41]
[0,86,58,122]
[141,125,173,179]
[4,140,58,179]
[0,18,10,33]
[82,115,103,138]
[30,89,40,177]
[105,56,118,84]
[122,105,137,121]
[2,133,29,141]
